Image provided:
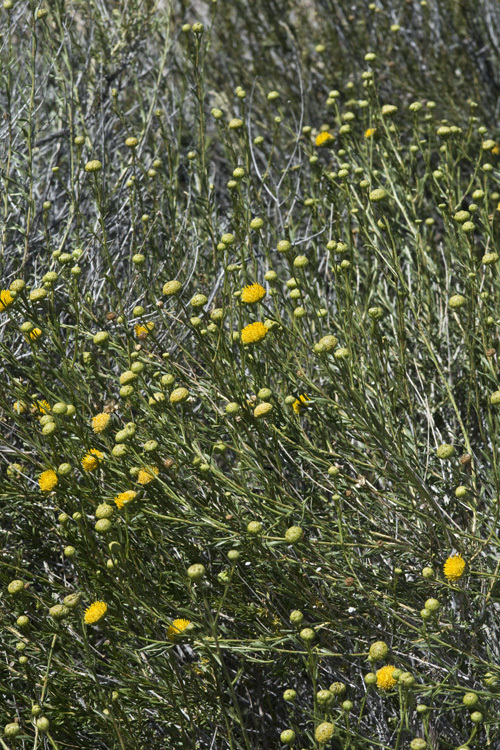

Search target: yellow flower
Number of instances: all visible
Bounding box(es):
[134,321,155,338]
[365,127,377,139]
[167,618,191,640]
[492,144,499,156]
[39,470,58,492]
[315,132,334,147]
[241,283,266,304]
[241,321,268,344]
[137,465,159,485]
[13,401,28,414]
[92,413,111,434]
[114,490,137,509]
[292,394,311,414]
[0,290,14,312]
[84,601,107,624]
[36,400,51,415]
[81,449,104,472]
[376,665,397,690]
[443,553,465,582]
[24,328,42,341]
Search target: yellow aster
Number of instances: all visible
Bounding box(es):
[137,465,159,485]
[39,469,58,492]
[292,394,311,414]
[443,553,465,582]
[81,449,104,472]
[36,400,51,415]
[134,321,155,338]
[26,327,42,341]
[84,600,107,624]
[114,490,137,509]
[241,283,266,304]
[0,290,14,312]
[315,131,334,147]
[240,321,268,344]
[167,618,191,640]
[92,412,111,434]
[376,665,397,690]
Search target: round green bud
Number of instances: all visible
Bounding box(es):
[277,240,292,253]
[72,512,82,521]
[285,526,303,544]
[250,217,264,230]
[329,681,346,695]
[483,252,499,265]
[280,729,295,745]
[4,723,21,739]
[416,704,429,714]
[342,700,353,711]
[8,580,24,595]
[228,118,244,129]
[36,717,50,732]
[163,280,182,296]
[96,503,114,520]
[170,387,189,404]
[187,563,206,581]
[368,307,383,320]
[399,673,415,687]
[112,444,127,458]
[93,331,109,346]
[85,160,102,173]
[436,444,454,459]
[95,518,112,534]
[227,549,240,562]
[49,604,69,620]
[463,692,478,707]
[422,567,434,579]
[449,294,466,309]
[317,689,334,706]
[64,546,76,557]
[247,521,263,535]
[462,221,475,233]
[315,722,334,744]
[369,188,388,202]
[257,387,272,400]
[299,627,315,642]
[190,294,208,308]
[119,385,134,398]
[283,689,297,702]
[424,598,440,612]
[290,610,303,625]
[17,615,29,627]
[63,593,81,608]
[30,288,48,301]
[143,439,158,452]
[410,739,427,750]
[42,422,57,436]
[470,711,483,723]
[368,640,388,661]
[293,255,308,268]
[225,402,240,414]
[364,672,377,686]
[455,485,468,497]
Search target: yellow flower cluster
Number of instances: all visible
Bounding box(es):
[84,600,108,624]
[81,449,104,472]
[134,321,155,338]
[167,618,191,640]
[315,132,334,147]
[241,283,266,304]
[39,469,58,492]
[114,490,137,509]
[241,321,268,344]
[36,400,51,415]
[0,290,14,312]
[443,553,465,581]
[292,394,310,414]
[137,465,159,485]
[92,412,111,434]
[376,665,397,690]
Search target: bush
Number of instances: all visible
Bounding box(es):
[1,1,500,748]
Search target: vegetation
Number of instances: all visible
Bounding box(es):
[2,1,500,748]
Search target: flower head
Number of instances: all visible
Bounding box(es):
[84,600,107,624]
[134,321,155,338]
[376,665,397,690]
[365,127,377,139]
[315,132,334,148]
[292,394,311,414]
[167,618,191,640]
[241,283,266,304]
[81,449,104,472]
[0,290,14,312]
[114,490,137,509]
[137,465,159,485]
[36,400,51,416]
[92,413,111,434]
[39,470,58,492]
[443,553,465,582]
[241,321,268,344]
